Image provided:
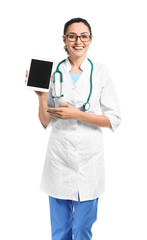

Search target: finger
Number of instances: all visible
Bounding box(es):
[47,108,63,112]
[57,104,69,108]
[50,113,62,118]
[47,109,56,113]
[47,110,60,116]
[50,114,58,118]
[26,70,28,78]
[48,111,63,117]
[51,75,54,82]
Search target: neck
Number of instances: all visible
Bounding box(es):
[68,55,86,71]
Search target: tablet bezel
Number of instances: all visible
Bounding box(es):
[25,58,53,92]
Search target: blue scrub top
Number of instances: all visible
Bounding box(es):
[69,72,81,84]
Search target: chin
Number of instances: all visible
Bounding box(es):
[71,51,86,58]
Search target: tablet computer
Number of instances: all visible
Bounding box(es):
[25,59,53,92]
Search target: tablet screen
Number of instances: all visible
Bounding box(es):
[27,59,53,90]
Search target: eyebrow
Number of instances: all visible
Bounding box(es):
[68,32,89,35]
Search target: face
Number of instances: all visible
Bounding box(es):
[63,22,92,58]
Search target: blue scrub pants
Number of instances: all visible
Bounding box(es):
[48,193,99,240]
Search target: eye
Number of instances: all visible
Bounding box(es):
[81,35,89,39]
[68,35,76,39]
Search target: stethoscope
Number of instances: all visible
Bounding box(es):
[52,58,93,111]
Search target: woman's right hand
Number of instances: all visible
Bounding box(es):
[25,70,53,99]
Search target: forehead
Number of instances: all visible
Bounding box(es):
[66,22,90,34]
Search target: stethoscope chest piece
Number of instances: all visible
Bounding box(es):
[83,102,90,111]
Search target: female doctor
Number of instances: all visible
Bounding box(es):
[26,18,121,240]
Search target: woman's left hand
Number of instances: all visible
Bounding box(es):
[46,104,80,119]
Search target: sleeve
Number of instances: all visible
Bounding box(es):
[40,63,58,130]
[99,65,122,132]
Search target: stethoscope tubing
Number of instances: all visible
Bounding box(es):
[52,58,93,111]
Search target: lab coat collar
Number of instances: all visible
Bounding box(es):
[64,56,90,72]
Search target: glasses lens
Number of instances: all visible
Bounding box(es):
[80,35,91,42]
[67,35,76,41]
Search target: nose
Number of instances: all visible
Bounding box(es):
[75,36,82,43]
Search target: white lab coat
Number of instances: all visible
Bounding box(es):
[40,57,121,201]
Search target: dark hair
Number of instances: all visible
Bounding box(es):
[63,17,92,35]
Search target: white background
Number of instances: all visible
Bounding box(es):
[0,0,147,239]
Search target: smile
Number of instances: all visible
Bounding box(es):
[73,46,84,50]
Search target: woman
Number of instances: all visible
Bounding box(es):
[26,18,121,240]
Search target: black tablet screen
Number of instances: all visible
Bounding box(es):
[27,59,53,89]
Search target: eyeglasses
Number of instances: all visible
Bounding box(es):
[64,34,92,42]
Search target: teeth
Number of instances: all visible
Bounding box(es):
[74,47,83,49]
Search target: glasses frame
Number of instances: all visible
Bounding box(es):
[63,34,92,42]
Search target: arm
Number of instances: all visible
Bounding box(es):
[75,111,112,128]
[99,65,122,132]
[47,103,112,129]
[37,72,57,129]
[38,96,51,129]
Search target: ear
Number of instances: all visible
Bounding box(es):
[90,36,93,43]
[62,35,66,44]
